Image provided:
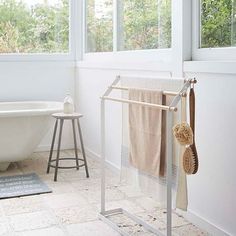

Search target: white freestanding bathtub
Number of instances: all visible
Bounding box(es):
[0,101,63,171]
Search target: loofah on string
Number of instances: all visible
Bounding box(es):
[172,122,193,146]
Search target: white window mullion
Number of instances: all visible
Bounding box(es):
[172,0,192,76]
[74,0,85,61]
[113,0,118,52]
[70,0,76,60]
[192,0,201,58]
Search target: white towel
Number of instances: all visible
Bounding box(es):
[176,97,188,210]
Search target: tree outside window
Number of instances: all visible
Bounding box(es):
[0,0,69,54]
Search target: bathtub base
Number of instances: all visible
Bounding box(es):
[0,101,63,167]
[0,162,10,171]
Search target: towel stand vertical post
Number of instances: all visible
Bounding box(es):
[99,75,194,236]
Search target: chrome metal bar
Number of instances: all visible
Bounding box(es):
[99,208,165,236]
[102,75,121,97]
[101,99,106,214]
[170,79,191,108]
[166,111,173,236]
[99,213,130,236]
[122,209,165,236]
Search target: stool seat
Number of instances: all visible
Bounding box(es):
[52,113,83,119]
[47,113,89,181]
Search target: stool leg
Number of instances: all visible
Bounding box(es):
[47,119,58,174]
[54,119,64,182]
[72,119,79,170]
[77,119,89,178]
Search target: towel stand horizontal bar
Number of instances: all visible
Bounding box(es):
[110,85,187,97]
[101,96,178,112]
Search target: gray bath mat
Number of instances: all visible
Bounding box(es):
[0,173,52,199]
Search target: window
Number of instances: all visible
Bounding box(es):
[86,0,171,53]
[0,0,69,54]
[200,0,236,48]
[118,0,171,51]
[86,0,113,53]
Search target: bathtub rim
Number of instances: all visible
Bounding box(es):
[0,101,63,118]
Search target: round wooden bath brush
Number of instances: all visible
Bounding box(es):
[183,87,199,175]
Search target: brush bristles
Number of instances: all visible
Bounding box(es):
[183,147,198,175]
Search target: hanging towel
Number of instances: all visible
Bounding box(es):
[129,89,165,177]
[176,97,188,211]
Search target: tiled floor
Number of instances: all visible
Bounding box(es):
[0,150,210,236]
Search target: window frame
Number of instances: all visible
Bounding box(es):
[83,0,172,63]
[0,0,75,62]
[192,0,236,61]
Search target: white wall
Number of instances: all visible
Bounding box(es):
[0,61,75,150]
[185,72,236,236]
[76,63,235,236]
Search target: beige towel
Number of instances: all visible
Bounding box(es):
[129,89,165,177]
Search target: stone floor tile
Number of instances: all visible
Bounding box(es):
[118,185,145,198]
[17,159,47,175]
[61,168,99,181]
[0,150,209,236]
[80,187,125,204]
[66,221,120,236]
[0,163,23,177]
[2,195,47,216]
[154,210,190,228]
[70,178,101,191]
[43,193,88,209]
[38,173,65,182]
[9,211,57,232]
[0,217,11,235]
[14,227,66,236]
[135,196,162,211]
[95,199,144,214]
[173,224,210,236]
[108,213,156,235]
[135,211,167,230]
[43,180,75,195]
[55,205,98,225]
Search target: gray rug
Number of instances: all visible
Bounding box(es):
[0,173,52,199]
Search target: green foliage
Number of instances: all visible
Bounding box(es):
[86,0,171,52]
[86,0,113,52]
[201,0,235,48]
[121,0,171,50]
[0,0,235,53]
[0,0,69,53]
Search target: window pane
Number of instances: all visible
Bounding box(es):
[86,0,113,53]
[0,0,69,54]
[201,0,236,48]
[118,0,171,51]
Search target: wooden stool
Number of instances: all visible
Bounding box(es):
[47,113,89,181]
